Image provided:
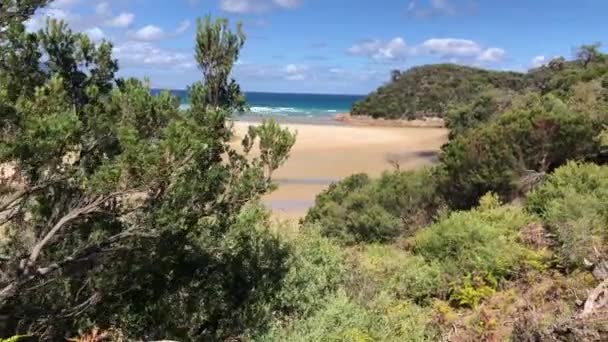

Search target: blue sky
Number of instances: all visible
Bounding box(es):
[28,0,608,94]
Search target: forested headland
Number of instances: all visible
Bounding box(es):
[351,47,608,121]
[1,1,608,341]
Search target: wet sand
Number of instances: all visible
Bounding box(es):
[233,121,448,219]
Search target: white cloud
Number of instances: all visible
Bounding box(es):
[421,38,505,63]
[85,27,105,42]
[283,64,308,80]
[348,40,382,56]
[175,20,191,34]
[477,47,506,63]
[105,12,135,28]
[114,41,194,69]
[25,8,80,31]
[348,38,410,61]
[531,55,548,68]
[130,25,165,41]
[220,0,302,13]
[422,38,482,57]
[375,38,409,60]
[349,37,506,65]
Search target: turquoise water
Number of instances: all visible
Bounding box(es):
[152,89,363,120]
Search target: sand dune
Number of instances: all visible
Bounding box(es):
[233,122,448,219]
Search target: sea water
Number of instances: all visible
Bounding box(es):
[152,89,363,123]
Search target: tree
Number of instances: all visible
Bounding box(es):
[390,69,402,82]
[548,56,566,71]
[244,118,297,181]
[575,42,603,68]
[439,93,600,209]
[0,6,296,341]
[194,15,246,111]
[0,0,49,37]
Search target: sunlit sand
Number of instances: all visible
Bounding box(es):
[233,121,448,219]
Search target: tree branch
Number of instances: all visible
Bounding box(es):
[0,227,156,303]
[26,194,113,269]
[0,176,68,214]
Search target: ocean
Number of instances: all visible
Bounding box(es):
[152,89,364,123]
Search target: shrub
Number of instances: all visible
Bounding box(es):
[411,195,537,284]
[450,274,497,308]
[527,162,608,269]
[305,173,371,222]
[259,291,435,342]
[259,292,378,342]
[304,174,400,244]
[438,124,520,209]
[374,168,443,235]
[275,228,345,318]
[446,88,515,139]
[304,170,441,244]
[351,245,444,305]
[439,93,601,209]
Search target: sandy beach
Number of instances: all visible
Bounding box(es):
[233,121,448,219]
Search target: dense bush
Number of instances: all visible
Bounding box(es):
[304,173,397,244]
[411,194,541,285]
[374,168,443,232]
[349,245,444,305]
[274,228,346,318]
[439,93,601,209]
[527,162,608,269]
[446,88,516,139]
[260,291,436,342]
[304,169,441,244]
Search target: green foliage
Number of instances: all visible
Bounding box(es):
[304,174,400,244]
[373,168,443,232]
[355,46,608,121]
[3,3,607,339]
[244,118,297,181]
[304,169,441,244]
[0,0,49,37]
[0,336,30,342]
[527,162,608,269]
[575,42,604,68]
[351,64,527,119]
[450,274,497,308]
[446,88,515,138]
[260,291,435,342]
[439,93,601,209]
[352,245,444,305]
[276,228,345,318]
[194,15,246,111]
[412,195,536,283]
[0,8,297,341]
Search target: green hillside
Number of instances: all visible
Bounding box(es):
[351,64,528,119]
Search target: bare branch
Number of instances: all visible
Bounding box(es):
[580,277,608,317]
[0,176,68,214]
[26,194,112,269]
